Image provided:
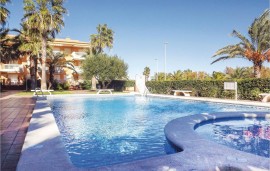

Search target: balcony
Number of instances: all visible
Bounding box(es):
[71,52,87,60]
[37,64,49,71]
[55,67,64,74]
[0,64,24,73]
[53,50,63,54]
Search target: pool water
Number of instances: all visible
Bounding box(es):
[48,96,269,168]
[195,118,270,158]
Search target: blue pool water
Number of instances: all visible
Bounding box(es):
[48,96,269,168]
[195,118,270,158]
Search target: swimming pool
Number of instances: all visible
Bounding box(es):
[48,96,269,168]
[195,118,270,158]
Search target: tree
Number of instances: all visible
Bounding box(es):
[0,33,21,63]
[18,23,44,89]
[197,71,210,80]
[156,72,165,81]
[22,0,67,89]
[89,24,114,90]
[0,0,10,26]
[230,67,252,79]
[0,0,20,63]
[212,71,227,80]
[260,66,270,78]
[90,24,114,55]
[212,10,270,78]
[226,67,253,79]
[82,54,128,88]
[46,52,76,88]
[182,69,197,80]
[143,66,150,82]
[169,70,182,80]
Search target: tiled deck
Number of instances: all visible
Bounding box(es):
[1,91,36,171]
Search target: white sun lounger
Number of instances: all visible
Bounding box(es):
[31,88,54,96]
[259,93,270,103]
[96,89,114,94]
[171,90,192,96]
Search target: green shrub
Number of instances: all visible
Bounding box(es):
[81,80,91,90]
[52,80,69,91]
[221,90,235,99]
[56,83,62,90]
[238,78,270,100]
[108,80,135,91]
[124,80,135,87]
[61,82,70,90]
[146,78,270,101]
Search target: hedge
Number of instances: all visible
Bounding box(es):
[103,80,135,91]
[146,78,270,101]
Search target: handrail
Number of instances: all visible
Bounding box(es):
[35,88,44,96]
[143,86,150,97]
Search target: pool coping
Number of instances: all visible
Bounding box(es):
[17,94,270,171]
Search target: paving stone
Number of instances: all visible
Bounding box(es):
[0,91,35,171]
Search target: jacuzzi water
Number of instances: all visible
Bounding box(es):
[48,96,269,168]
[196,118,270,158]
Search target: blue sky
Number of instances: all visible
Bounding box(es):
[6,0,270,79]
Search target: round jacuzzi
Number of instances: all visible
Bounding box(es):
[195,118,270,158]
[164,111,270,170]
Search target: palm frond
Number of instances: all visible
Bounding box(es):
[213,44,242,57]
[211,56,231,64]
[231,30,255,51]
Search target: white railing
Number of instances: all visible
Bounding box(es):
[71,52,87,60]
[0,64,23,72]
[37,64,49,71]
[55,67,64,73]
[53,50,63,54]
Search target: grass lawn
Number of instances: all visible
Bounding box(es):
[16,90,73,96]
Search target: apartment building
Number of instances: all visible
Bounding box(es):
[0,37,89,86]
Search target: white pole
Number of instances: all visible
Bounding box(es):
[235,82,238,100]
[155,59,158,81]
[164,42,168,81]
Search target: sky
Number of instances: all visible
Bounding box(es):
[6,0,270,79]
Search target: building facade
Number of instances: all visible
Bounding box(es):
[0,37,89,86]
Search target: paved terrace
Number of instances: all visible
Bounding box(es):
[1,91,36,171]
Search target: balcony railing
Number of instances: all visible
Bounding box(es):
[0,64,23,73]
[37,64,49,71]
[53,50,63,54]
[55,67,64,73]
[71,52,87,60]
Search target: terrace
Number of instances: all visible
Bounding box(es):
[0,64,24,73]
[71,52,87,61]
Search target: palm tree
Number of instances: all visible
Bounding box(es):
[212,71,227,80]
[22,0,67,89]
[89,24,114,90]
[212,10,270,78]
[182,69,197,80]
[227,67,252,79]
[0,0,10,26]
[170,70,183,80]
[90,24,114,55]
[0,0,15,62]
[46,52,76,88]
[143,66,150,82]
[18,23,43,89]
[0,30,21,63]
